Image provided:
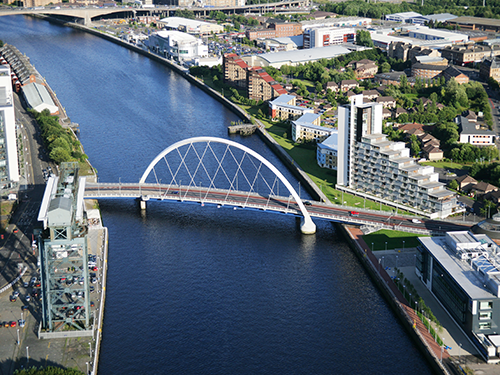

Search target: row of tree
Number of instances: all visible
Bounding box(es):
[29,109,87,164]
[320,0,500,21]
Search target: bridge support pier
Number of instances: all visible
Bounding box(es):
[139,199,147,210]
[300,216,316,235]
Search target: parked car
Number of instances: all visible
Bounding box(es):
[9,295,16,302]
[18,319,25,328]
[10,321,16,327]
[25,295,31,302]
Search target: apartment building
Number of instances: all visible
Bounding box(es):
[291,113,333,143]
[268,94,313,121]
[0,64,20,188]
[417,231,500,362]
[223,53,248,88]
[317,132,338,170]
[224,53,285,100]
[346,59,378,79]
[441,44,500,65]
[303,27,355,49]
[337,95,456,218]
[480,56,500,81]
[247,67,287,102]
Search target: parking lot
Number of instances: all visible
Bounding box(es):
[0,223,106,374]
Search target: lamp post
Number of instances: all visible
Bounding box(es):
[403,285,406,300]
[298,181,301,199]
[396,255,398,269]
[415,301,418,314]
[385,241,387,251]
[402,240,405,252]
[371,242,374,252]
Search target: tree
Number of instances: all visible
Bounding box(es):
[448,179,459,190]
[14,366,85,374]
[356,30,373,47]
[380,62,391,73]
[50,147,72,163]
[315,82,323,94]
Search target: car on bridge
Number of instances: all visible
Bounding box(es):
[350,211,359,217]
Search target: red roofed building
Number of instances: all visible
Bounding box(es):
[224,53,249,89]
[247,67,287,101]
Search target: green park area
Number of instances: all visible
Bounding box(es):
[363,229,427,251]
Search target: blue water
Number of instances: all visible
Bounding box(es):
[0,15,433,374]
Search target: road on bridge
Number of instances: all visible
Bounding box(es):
[84,183,471,235]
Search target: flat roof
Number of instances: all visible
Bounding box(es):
[258,45,351,64]
[419,236,496,299]
[156,30,197,42]
[448,16,500,28]
[158,16,223,30]
[318,132,338,150]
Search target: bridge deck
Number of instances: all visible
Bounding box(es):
[84,183,470,235]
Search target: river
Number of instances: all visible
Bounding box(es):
[0,15,433,374]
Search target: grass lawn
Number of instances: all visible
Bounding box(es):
[420,161,470,171]
[363,229,427,251]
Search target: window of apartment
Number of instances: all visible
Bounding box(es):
[479,301,493,310]
[479,311,492,320]
[479,321,491,330]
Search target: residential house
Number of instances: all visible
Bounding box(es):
[340,79,359,92]
[422,143,443,160]
[382,107,392,119]
[455,175,478,191]
[392,107,408,118]
[326,81,339,92]
[376,96,396,108]
[470,181,498,197]
[480,56,500,81]
[316,132,338,170]
[462,109,478,122]
[224,53,248,88]
[347,59,378,79]
[362,89,380,101]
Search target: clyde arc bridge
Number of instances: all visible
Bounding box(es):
[83,137,469,235]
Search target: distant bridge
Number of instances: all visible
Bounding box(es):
[82,137,470,235]
[0,1,309,25]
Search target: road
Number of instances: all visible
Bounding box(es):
[84,183,472,234]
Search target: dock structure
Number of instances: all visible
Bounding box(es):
[228,123,258,136]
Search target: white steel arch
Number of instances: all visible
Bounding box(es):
[139,137,316,234]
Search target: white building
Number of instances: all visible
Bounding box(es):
[0,64,19,187]
[157,17,224,35]
[303,27,355,49]
[457,116,496,146]
[337,95,456,218]
[300,17,371,30]
[242,45,351,69]
[317,132,338,170]
[148,30,208,62]
[406,26,468,44]
[385,11,427,24]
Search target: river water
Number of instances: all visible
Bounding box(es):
[1,16,433,374]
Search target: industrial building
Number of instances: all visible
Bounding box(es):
[417,231,500,362]
[336,95,456,218]
[242,45,351,69]
[300,16,371,30]
[0,64,20,188]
